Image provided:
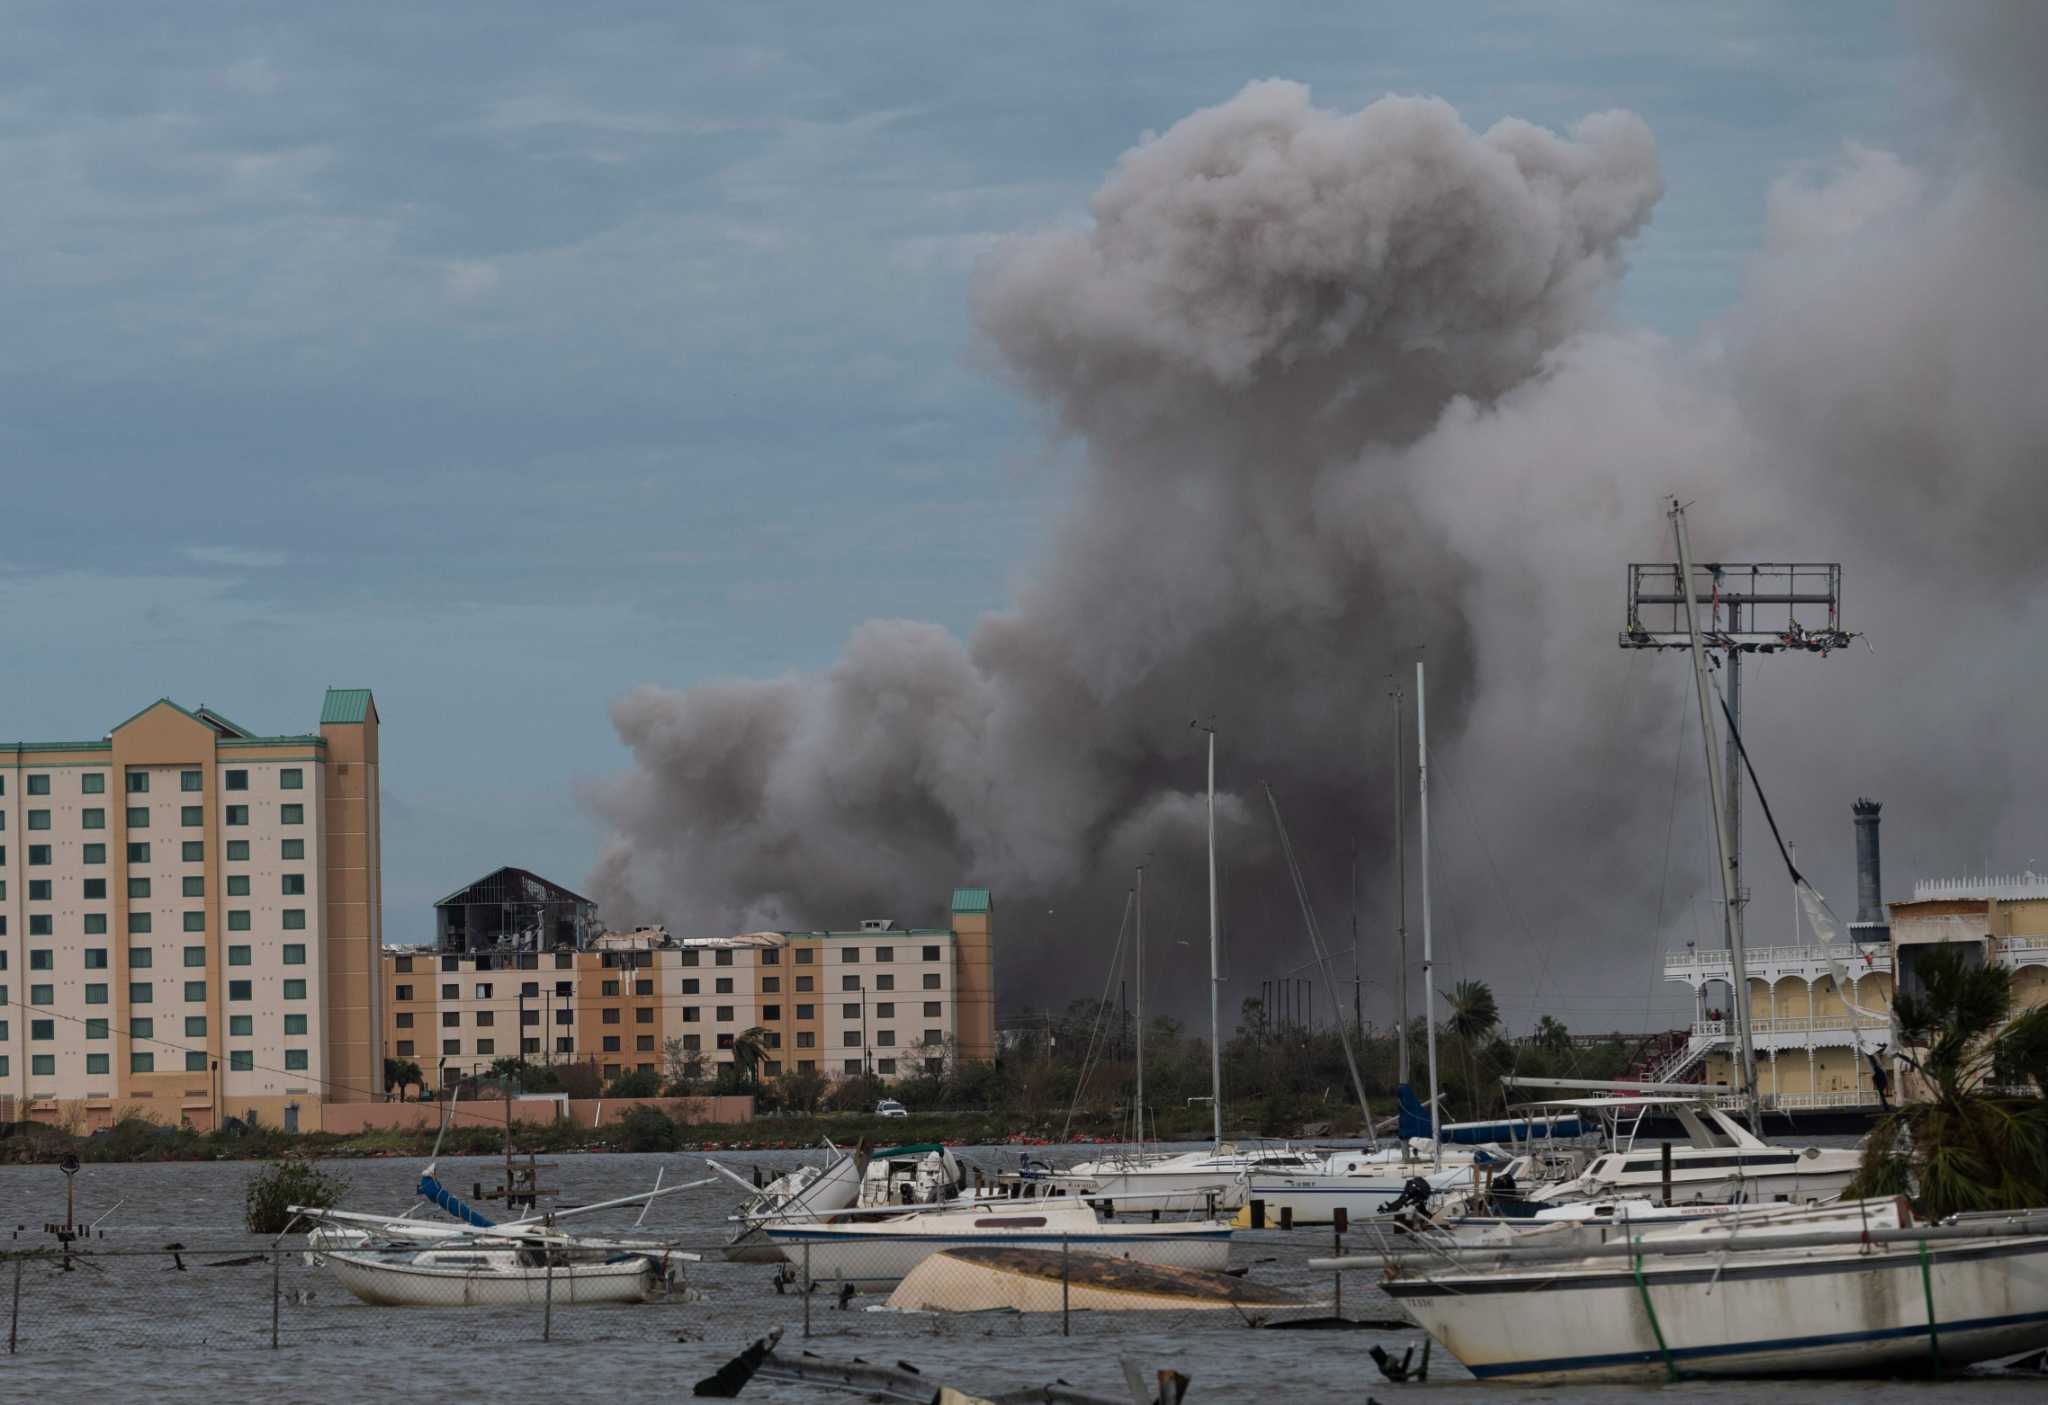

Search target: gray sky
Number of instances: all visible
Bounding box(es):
[0,3,1941,996]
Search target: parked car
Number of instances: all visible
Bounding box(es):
[875,1099,909,1118]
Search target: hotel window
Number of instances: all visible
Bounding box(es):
[441,1011,459,1029]
[86,1053,110,1077]
[183,912,205,933]
[84,982,109,1005]
[129,877,151,899]
[841,947,860,963]
[230,1051,254,1071]
[282,944,305,965]
[131,1017,153,1038]
[473,1040,493,1057]
[229,910,250,931]
[681,978,700,994]
[29,915,52,936]
[796,1004,814,1020]
[127,772,149,794]
[30,985,53,1005]
[924,1001,941,1017]
[875,1029,895,1046]
[923,945,941,961]
[26,774,49,795]
[876,1003,894,1018]
[877,1058,897,1076]
[127,912,151,934]
[283,980,305,1000]
[555,980,572,997]
[282,909,305,930]
[281,838,304,860]
[475,1011,494,1028]
[29,845,51,865]
[183,981,205,1002]
[81,808,104,830]
[440,982,457,999]
[28,880,49,902]
[635,1006,653,1024]
[762,977,780,993]
[876,974,894,991]
[762,1005,781,1021]
[183,1051,206,1072]
[125,807,148,828]
[682,1007,700,1022]
[228,875,250,896]
[86,1018,109,1039]
[843,1059,861,1074]
[841,1003,859,1019]
[284,1014,307,1035]
[795,949,814,965]
[230,1015,252,1037]
[602,1008,620,1026]
[30,950,52,971]
[27,810,49,830]
[124,843,147,863]
[443,1039,461,1055]
[715,978,734,994]
[84,948,108,969]
[229,980,252,1001]
[227,946,250,967]
[130,948,152,968]
[129,1052,155,1074]
[180,771,202,792]
[180,806,202,827]
[225,770,248,791]
[280,768,303,790]
[761,949,780,965]
[680,951,699,967]
[874,948,893,963]
[714,949,733,967]
[602,1036,620,1052]
[225,805,248,826]
[924,1029,943,1046]
[30,1018,53,1038]
[842,975,859,992]
[181,841,203,862]
[395,957,414,974]
[394,984,413,1001]
[634,978,653,996]
[185,1016,206,1037]
[82,843,104,864]
[81,773,104,795]
[636,1035,655,1052]
[716,1033,734,1050]
[601,980,620,998]
[395,1040,415,1057]
[129,982,153,1004]
[396,1012,414,1029]
[182,875,204,897]
[282,874,304,895]
[226,840,249,861]
[280,804,303,825]
[796,975,813,992]
[27,1053,54,1077]
[85,915,106,938]
[923,974,941,990]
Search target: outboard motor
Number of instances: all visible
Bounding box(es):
[1377,1176,1434,1215]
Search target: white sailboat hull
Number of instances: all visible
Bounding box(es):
[323,1251,660,1307]
[1244,1165,1473,1226]
[1050,1168,1248,1214]
[768,1216,1233,1286]
[1384,1229,2048,1381]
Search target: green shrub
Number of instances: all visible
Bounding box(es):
[244,1157,350,1234]
[604,1068,661,1099]
[616,1105,679,1153]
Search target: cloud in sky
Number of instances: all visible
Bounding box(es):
[182,545,291,569]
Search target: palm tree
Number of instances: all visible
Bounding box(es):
[383,1057,424,1102]
[730,1026,771,1091]
[1849,944,2048,1218]
[1535,1015,1571,1054]
[1442,980,1501,1116]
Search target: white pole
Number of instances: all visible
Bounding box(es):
[1134,863,1145,1151]
[1393,683,1409,1087]
[1206,727,1223,1150]
[1417,660,1441,1168]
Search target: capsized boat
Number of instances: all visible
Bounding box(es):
[1317,1198,2048,1381]
[709,1145,866,1262]
[322,1235,668,1308]
[887,1244,1313,1314]
[766,1197,1233,1286]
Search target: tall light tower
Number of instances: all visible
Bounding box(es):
[1622,551,1855,1120]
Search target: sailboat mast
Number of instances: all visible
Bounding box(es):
[1134,863,1146,1149]
[1417,660,1442,1168]
[1393,681,1410,1086]
[1206,725,1223,1150]
[1670,499,1762,1129]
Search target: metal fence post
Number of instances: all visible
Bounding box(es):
[802,1244,812,1340]
[1061,1236,1070,1338]
[544,1259,555,1342]
[9,1255,20,1355]
[271,1245,282,1349]
[1333,1230,1342,1320]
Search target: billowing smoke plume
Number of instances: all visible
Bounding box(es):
[588,5,2048,1031]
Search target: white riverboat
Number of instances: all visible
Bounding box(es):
[765,1197,1233,1286]
[1325,1198,2048,1381]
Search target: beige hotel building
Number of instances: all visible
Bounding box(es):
[1,689,381,1130]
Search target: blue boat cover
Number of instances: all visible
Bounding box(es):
[1396,1084,1582,1145]
[418,1173,497,1227]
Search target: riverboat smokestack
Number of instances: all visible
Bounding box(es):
[1853,798,1886,934]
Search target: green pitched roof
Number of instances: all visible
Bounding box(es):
[320,688,375,725]
[950,887,991,914]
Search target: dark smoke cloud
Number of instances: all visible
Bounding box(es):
[587,9,2048,1032]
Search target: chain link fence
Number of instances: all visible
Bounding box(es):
[2,1228,1390,1355]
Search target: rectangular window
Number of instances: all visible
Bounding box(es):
[282,944,305,965]
[84,984,108,1005]
[796,1004,815,1020]
[28,880,49,902]
[128,772,149,794]
[842,975,860,991]
[282,909,305,930]
[714,949,734,967]
[129,876,151,899]
[601,1008,620,1025]
[396,1011,415,1028]
[395,957,414,974]
[27,810,50,830]
[33,1054,56,1077]
[84,913,107,935]
[30,949,52,971]
[443,1039,460,1056]
[180,876,203,898]
[475,1011,494,1028]
[130,948,152,968]
[128,912,152,934]
[229,980,252,1001]
[30,987,53,1007]
[82,843,104,864]
[280,768,303,790]
[228,910,250,931]
[762,948,780,965]
[440,983,457,1000]
[83,877,106,900]
[29,844,51,865]
[281,838,304,860]
[876,1002,894,1018]
[841,947,861,963]
[395,1040,414,1057]
[844,1060,861,1075]
[923,974,941,990]
[228,946,250,967]
[842,1002,859,1019]
[285,1013,307,1035]
[762,1004,782,1021]
[877,1058,897,1076]
[681,1007,699,1023]
[715,977,734,994]
[680,951,699,967]
[230,1051,253,1072]
[130,1016,153,1038]
[125,807,148,829]
[28,915,50,937]
[284,1049,308,1070]
[27,774,49,795]
[182,841,203,862]
[923,945,941,961]
[923,1029,943,1047]
[796,975,813,991]
[85,1019,107,1040]
[225,770,248,791]
[924,1001,941,1017]
[84,948,108,969]
[282,874,304,895]
[716,1005,734,1021]
[128,1051,156,1073]
[81,808,105,830]
[181,770,202,792]
[797,1032,816,1049]
[875,1029,895,1046]
[182,980,205,1002]
[182,911,204,932]
[283,979,305,1000]
[225,805,248,826]
[125,842,148,863]
[636,1034,655,1052]
[230,1015,252,1037]
[31,1018,54,1038]
[681,978,700,994]
[602,1036,620,1052]
[129,982,153,1004]
[280,804,303,825]
[82,773,105,795]
[874,947,893,963]
[185,1016,207,1037]
[876,974,894,990]
[228,875,250,896]
[180,806,202,827]
[185,1051,207,1072]
[226,840,249,861]
[716,1033,733,1050]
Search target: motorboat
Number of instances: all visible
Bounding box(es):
[709,1146,865,1262]
[1518,1096,1860,1208]
[1240,1144,1494,1227]
[1321,1198,2048,1381]
[765,1196,1234,1287]
[856,1143,969,1209]
[1047,1144,1291,1214]
[322,1235,668,1308]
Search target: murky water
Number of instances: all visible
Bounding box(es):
[0,1148,2039,1401]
